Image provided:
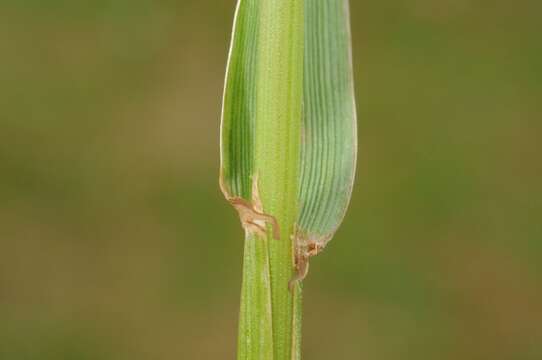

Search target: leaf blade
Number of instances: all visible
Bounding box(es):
[220,0,260,200]
[297,0,357,242]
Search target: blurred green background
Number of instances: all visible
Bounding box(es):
[1,1,541,359]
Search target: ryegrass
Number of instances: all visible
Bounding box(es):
[220,1,356,359]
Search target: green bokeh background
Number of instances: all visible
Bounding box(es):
[1,1,541,359]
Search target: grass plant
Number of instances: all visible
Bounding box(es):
[220,1,357,358]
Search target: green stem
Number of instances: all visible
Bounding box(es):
[237,234,274,359]
[237,0,304,359]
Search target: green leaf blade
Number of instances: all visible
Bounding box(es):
[298,0,357,242]
[220,0,260,199]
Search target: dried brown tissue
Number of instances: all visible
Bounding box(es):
[220,171,331,290]
[289,228,332,291]
[220,172,281,240]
